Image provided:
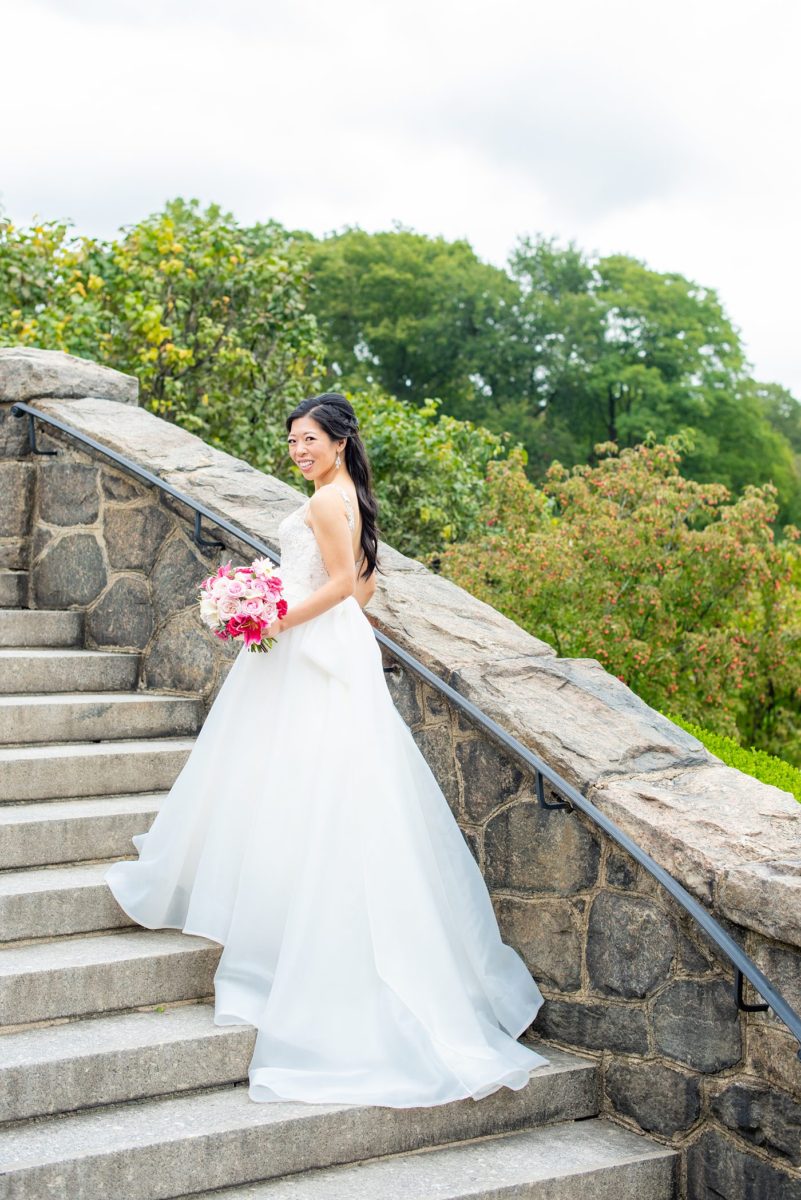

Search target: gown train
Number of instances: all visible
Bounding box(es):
[105,487,548,1107]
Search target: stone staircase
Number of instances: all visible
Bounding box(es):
[0,591,678,1199]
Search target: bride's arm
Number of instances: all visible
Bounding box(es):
[271,489,356,633]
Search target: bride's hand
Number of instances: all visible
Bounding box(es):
[267,618,284,638]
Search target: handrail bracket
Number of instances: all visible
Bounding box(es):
[192,511,224,553]
[736,967,770,1014]
[12,407,58,456]
[536,770,572,811]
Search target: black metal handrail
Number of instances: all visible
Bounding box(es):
[11,399,801,1061]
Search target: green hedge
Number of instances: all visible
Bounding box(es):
[664,712,801,802]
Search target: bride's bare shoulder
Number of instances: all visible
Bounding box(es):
[308,483,355,521]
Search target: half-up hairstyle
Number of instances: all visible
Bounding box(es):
[285,392,381,580]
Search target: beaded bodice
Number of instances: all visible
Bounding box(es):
[277,484,356,603]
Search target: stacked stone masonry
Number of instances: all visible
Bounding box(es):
[1,348,800,1198]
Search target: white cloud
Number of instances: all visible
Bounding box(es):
[1,0,799,394]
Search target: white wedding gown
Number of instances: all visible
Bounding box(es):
[105,486,548,1107]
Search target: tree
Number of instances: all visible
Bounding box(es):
[98,199,326,471]
[442,435,801,765]
[306,225,518,413]
[505,238,801,523]
[1,207,516,564]
[303,228,801,523]
[754,380,801,456]
[0,216,108,354]
[344,386,513,563]
[0,201,327,475]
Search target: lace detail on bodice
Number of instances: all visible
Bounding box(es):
[278,484,356,602]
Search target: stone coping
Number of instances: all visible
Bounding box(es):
[0,348,138,406]
[5,389,800,952]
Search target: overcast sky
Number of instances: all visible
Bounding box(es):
[3,0,799,396]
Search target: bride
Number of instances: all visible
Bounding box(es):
[105,392,549,1107]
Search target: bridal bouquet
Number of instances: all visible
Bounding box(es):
[198,558,288,653]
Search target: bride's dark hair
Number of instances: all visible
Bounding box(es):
[285,392,381,580]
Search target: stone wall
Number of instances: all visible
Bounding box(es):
[2,350,800,1198]
[389,668,801,1196]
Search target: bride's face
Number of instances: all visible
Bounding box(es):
[287,416,341,481]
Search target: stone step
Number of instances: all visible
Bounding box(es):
[0,794,160,870]
[0,929,220,1028]
[0,861,137,941]
[0,999,594,1130]
[0,692,201,745]
[203,1119,677,1200]
[0,1003,255,1123]
[0,647,139,694]
[0,569,27,608]
[0,1048,600,1200]
[0,607,83,647]
[0,737,193,802]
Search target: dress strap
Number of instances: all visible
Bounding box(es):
[304,485,356,530]
[332,484,355,528]
[333,483,353,509]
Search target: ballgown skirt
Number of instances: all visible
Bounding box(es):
[105,592,548,1107]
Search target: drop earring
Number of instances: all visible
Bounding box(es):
[335,451,341,470]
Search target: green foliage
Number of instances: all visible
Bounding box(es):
[0,200,327,475]
[442,435,801,765]
[664,712,801,802]
[106,199,328,470]
[306,225,518,412]
[102,200,326,470]
[303,227,801,525]
[348,387,512,562]
[506,238,801,524]
[0,217,108,354]
[754,380,801,458]
[5,209,800,527]
[0,206,515,564]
